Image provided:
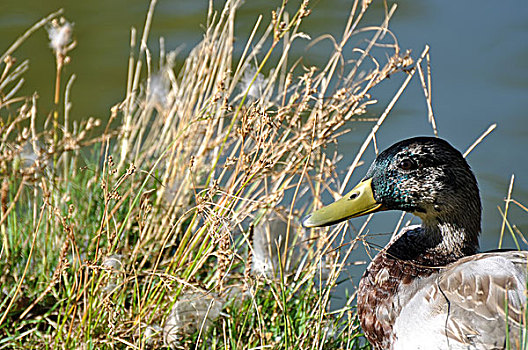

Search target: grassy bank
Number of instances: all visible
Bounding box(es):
[3,0,517,348]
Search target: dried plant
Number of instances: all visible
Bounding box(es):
[2,0,519,349]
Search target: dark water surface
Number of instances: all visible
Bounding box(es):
[2,0,527,304]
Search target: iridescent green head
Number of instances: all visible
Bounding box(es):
[303,137,481,232]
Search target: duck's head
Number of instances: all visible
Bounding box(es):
[303,137,481,237]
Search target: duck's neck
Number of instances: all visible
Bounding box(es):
[388,209,481,265]
[421,213,480,257]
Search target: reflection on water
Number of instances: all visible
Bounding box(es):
[1,0,527,301]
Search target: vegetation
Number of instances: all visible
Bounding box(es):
[1,0,525,349]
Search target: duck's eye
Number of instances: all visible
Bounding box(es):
[398,158,416,171]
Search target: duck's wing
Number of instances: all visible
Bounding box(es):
[437,251,528,348]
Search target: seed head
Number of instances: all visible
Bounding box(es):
[47,18,75,57]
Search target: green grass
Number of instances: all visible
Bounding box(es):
[4,0,525,349]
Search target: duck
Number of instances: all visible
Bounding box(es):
[303,136,528,350]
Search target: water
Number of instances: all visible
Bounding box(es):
[2,0,527,304]
[336,0,528,251]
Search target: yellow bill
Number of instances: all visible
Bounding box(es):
[303,178,385,227]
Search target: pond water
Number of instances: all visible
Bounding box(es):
[1,0,527,306]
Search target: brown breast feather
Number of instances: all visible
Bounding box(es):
[357,250,528,349]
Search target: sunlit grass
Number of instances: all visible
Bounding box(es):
[3,0,524,349]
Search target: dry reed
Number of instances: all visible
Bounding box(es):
[2,0,522,349]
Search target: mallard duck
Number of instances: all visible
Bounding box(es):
[303,137,528,350]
